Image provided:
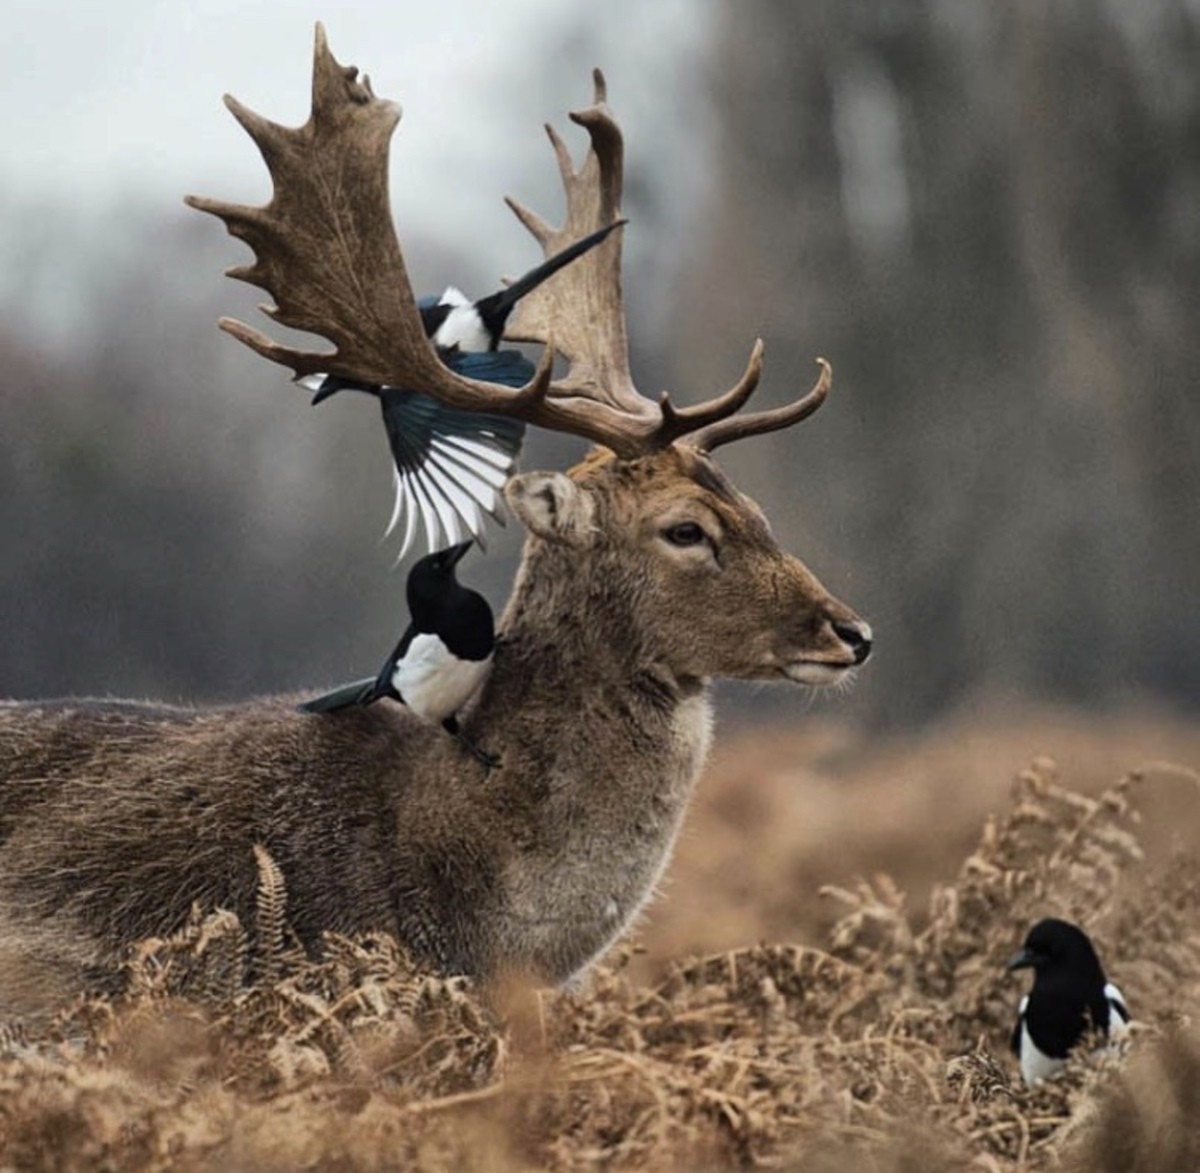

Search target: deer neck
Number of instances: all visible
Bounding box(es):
[488,537,709,720]
[463,539,714,982]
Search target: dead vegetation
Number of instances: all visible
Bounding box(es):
[1,729,1198,1171]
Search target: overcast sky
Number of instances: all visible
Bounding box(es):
[4,0,715,220]
[2,0,717,343]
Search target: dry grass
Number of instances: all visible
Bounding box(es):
[1,711,1198,1170]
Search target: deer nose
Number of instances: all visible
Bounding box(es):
[832,619,873,665]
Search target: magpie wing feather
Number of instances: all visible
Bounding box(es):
[371,623,419,702]
[378,350,531,557]
[430,435,512,484]
[424,444,508,527]
[1011,994,1029,1057]
[1104,982,1131,1026]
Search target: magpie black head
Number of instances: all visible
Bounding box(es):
[1008,918,1106,982]
[403,538,494,660]
[406,539,475,618]
[418,300,453,341]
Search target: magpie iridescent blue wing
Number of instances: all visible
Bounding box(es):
[378,349,533,557]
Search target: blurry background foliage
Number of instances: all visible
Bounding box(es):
[1,0,1195,731]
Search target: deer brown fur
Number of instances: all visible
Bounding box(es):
[0,447,867,1016]
[0,30,872,1017]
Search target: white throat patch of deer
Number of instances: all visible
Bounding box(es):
[0,24,871,1015]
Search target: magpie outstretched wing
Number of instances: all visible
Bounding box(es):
[300,349,533,558]
[379,350,532,557]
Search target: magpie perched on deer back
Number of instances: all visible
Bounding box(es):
[1008,917,1130,1085]
[301,222,624,556]
[301,539,496,765]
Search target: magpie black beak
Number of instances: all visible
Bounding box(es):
[1007,947,1037,972]
[444,539,474,568]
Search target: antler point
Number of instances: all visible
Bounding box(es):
[531,340,556,397]
[313,21,331,60]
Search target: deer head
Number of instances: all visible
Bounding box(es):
[504,449,869,687]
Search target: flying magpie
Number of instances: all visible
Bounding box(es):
[301,221,625,557]
[1008,917,1130,1086]
[300,540,496,765]
[413,220,624,354]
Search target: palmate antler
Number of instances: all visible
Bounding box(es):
[503,69,830,452]
[186,24,829,458]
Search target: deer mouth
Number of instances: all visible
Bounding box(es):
[780,660,856,686]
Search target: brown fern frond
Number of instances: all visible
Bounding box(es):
[252,842,287,984]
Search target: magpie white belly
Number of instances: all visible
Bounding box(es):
[392,633,491,722]
[1018,1020,1065,1085]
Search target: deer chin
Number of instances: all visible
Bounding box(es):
[780,661,855,687]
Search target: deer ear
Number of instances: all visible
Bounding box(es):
[506,472,596,547]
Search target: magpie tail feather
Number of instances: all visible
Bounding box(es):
[475,219,626,335]
[298,678,378,714]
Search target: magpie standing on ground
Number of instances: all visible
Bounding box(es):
[1008,917,1130,1086]
[300,540,496,765]
[301,221,625,557]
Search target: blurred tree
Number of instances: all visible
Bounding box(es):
[0,212,583,702]
[1,214,422,701]
[2,2,1196,730]
[676,0,1200,726]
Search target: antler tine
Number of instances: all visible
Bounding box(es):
[657,339,765,445]
[689,359,832,453]
[503,70,827,457]
[503,70,653,432]
[190,34,828,459]
[185,23,553,418]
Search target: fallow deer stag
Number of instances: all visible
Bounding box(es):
[0,26,871,1017]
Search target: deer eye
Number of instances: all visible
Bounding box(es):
[663,522,707,547]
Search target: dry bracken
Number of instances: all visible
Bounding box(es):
[0,755,1196,1171]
